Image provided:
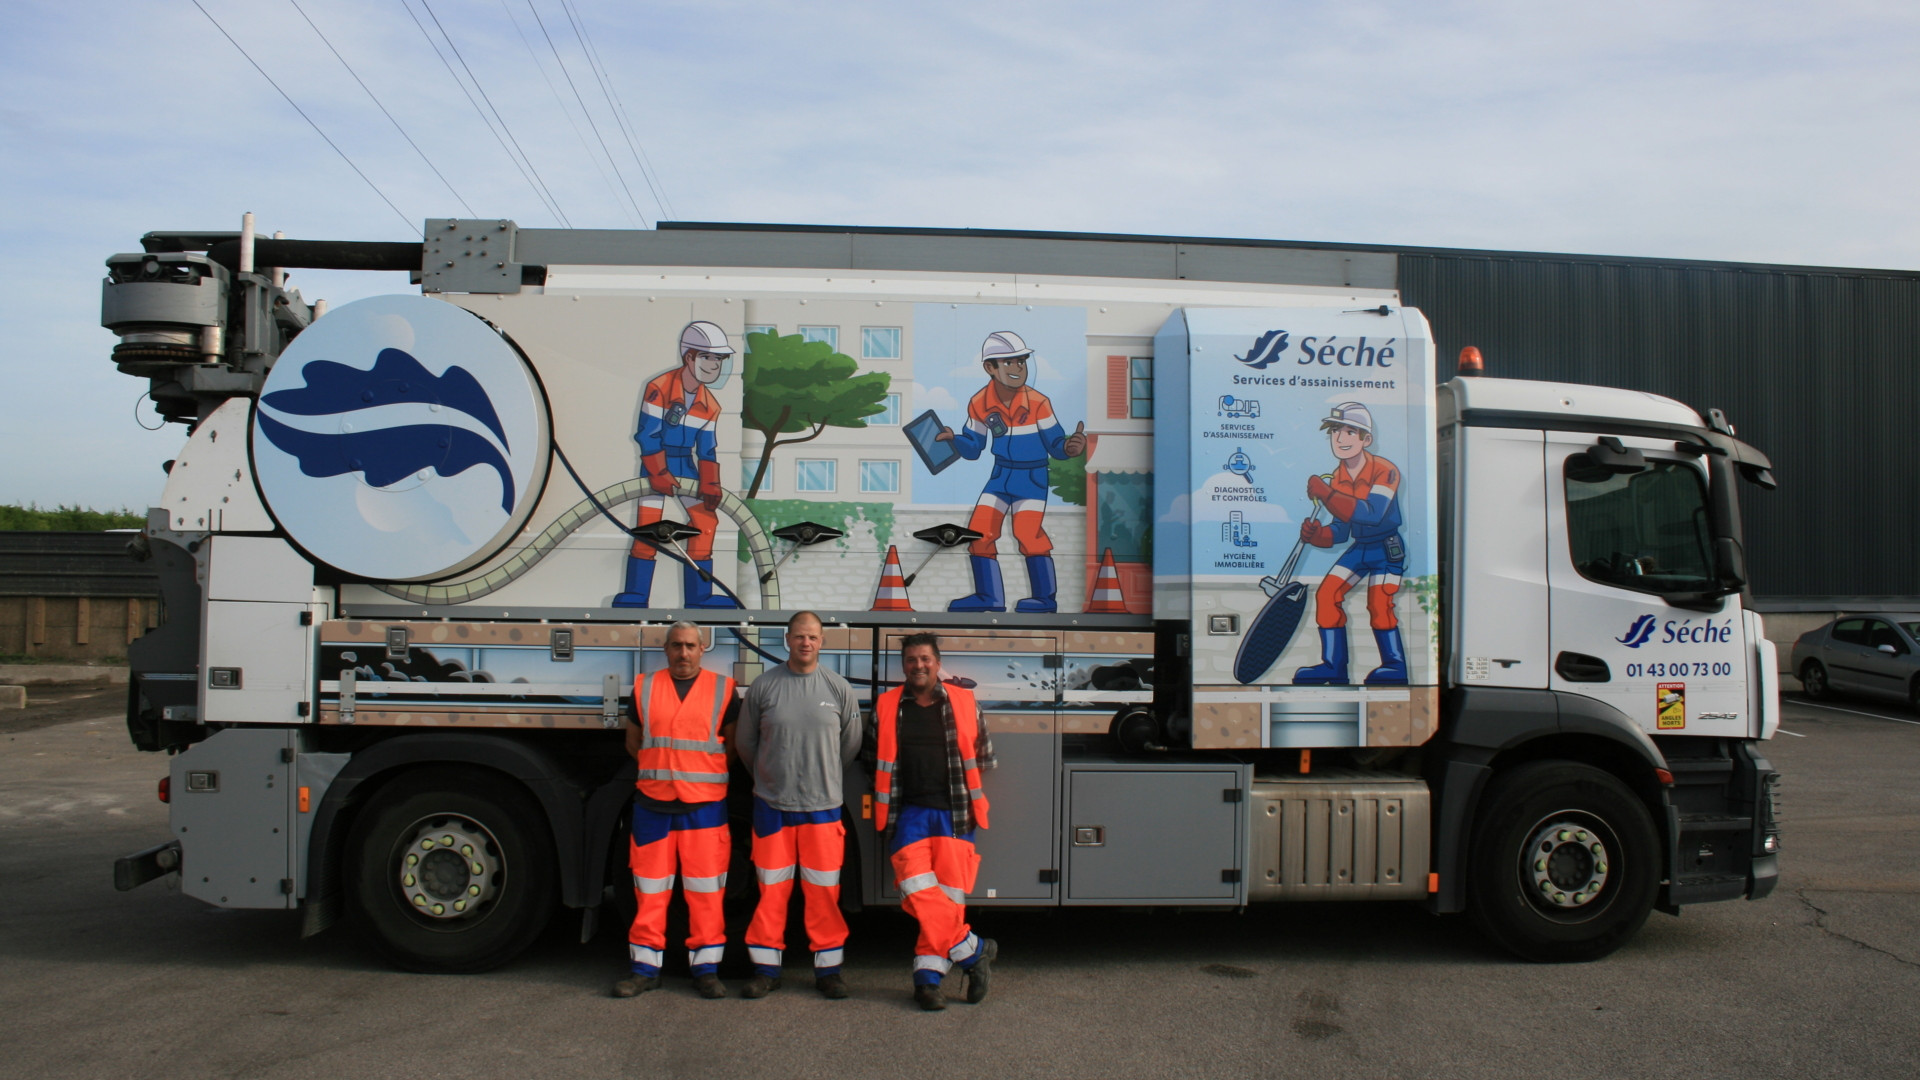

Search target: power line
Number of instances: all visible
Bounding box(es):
[524,0,648,227]
[559,0,675,221]
[397,0,570,227]
[416,0,573,228]
[498,0,641,228]
[287,0,475,218]
[190,0,419,237]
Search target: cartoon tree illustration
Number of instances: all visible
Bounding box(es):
[740,331,892,498]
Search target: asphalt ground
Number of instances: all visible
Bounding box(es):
[1,695,1915,1080]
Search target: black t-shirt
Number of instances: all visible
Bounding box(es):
[895,696,950,811]
[630,672,737,813]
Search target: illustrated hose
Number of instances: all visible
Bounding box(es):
[375,477,780,607]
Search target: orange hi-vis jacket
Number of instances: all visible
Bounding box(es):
[632,669,735,804]
[872,682,990,834]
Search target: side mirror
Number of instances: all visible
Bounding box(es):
[1713,536,1748,595]
[1879,644,1899,656]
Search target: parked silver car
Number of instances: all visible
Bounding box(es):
[1790,614,1920,712]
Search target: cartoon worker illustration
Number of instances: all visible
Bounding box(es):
[1293,402,1407,685]
[613,321,738,609]
[935,331,1087,612]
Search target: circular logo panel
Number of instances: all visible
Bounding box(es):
[251,295,550,582]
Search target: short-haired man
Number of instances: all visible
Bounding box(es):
[615,621,740,999]
[732,611,863,999]
[868,632,997,1011]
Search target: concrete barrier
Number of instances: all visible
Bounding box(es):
[0,664,129,687]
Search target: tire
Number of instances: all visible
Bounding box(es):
[1800,661,1829,701]
[1909,676,1920,717]
[346,766,557,973]
[1466,761,1660,963]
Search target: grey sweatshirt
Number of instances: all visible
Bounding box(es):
[733,663,863,812]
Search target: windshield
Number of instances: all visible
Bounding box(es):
[1566,458,1715,596]
[1902,622,1920,642]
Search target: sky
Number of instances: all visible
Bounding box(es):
[3,0,1917,511]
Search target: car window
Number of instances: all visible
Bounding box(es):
[1866,620,1908,653]
[1900,621,1920,642]
[1831,619,1868,646]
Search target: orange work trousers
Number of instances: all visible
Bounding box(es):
[744,797,847,976]
[887,804,986,986]
[627,801,729,977]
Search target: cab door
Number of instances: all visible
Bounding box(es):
[1544,433,1749,738]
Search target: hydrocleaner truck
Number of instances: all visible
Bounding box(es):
[107,219,1781,969]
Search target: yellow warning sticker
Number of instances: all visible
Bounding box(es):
[1657,682,1686,729]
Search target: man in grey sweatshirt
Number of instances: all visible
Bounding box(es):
[732,610,863,999]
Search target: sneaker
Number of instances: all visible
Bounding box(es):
[914,983,947,1011]
[965,938,998,1004]
[612,975,660,998]
[740,974,782,999]
[691,973,727,1000]
[815,973,849,999]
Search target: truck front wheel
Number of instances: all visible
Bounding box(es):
[346,767,557,973]
[1466,761,1659,963]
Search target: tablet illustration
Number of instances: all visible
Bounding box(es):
[904,409,961,475]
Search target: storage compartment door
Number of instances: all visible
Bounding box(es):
[1066,767,1242,902]
[202,600,313,724]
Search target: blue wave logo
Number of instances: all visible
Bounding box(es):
[1235,330,1290,369]
[256,348,516,513]
[1616,615,1657,649]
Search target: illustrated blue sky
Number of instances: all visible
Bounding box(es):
[4,0,1917,510]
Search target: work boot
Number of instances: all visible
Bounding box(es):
[964,938,998,1004]
[1365,628,1409,685]
[947,555,1007,612]
[611,556,656,608]
[691,973,727,999]
[816,973,849,999]
[914,983,947,1011]
[1292,628,1350,685]
[1015,556,1057,613]
[611,974,660,998]
[740,974,782,999]
[682,560,739,609]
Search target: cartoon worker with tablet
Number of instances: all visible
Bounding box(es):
[927,331,1086,613]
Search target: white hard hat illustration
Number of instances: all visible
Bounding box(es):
[679,320,735,356]
[978,330,1034,365]
[1320,401,1374,434]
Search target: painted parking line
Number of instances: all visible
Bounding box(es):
[1787,700,1920,727]
[1775,729,1806,737]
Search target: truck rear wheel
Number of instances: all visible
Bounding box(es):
[346,767,557,973]
[1466,761,1658,963]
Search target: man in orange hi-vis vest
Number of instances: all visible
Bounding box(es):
[867,632,998,1011]
[613,621,740,999]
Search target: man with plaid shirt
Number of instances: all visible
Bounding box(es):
[866,632,999,1011]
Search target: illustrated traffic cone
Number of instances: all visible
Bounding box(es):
[1085,548,1128,613]
[871,546,914,611]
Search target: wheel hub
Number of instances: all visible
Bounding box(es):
[398,816,502,919]
[1526,819,1610,909]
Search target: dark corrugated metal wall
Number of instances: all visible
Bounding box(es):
[1399,254,1920,602]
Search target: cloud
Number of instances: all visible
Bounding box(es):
[916,385,960,411]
